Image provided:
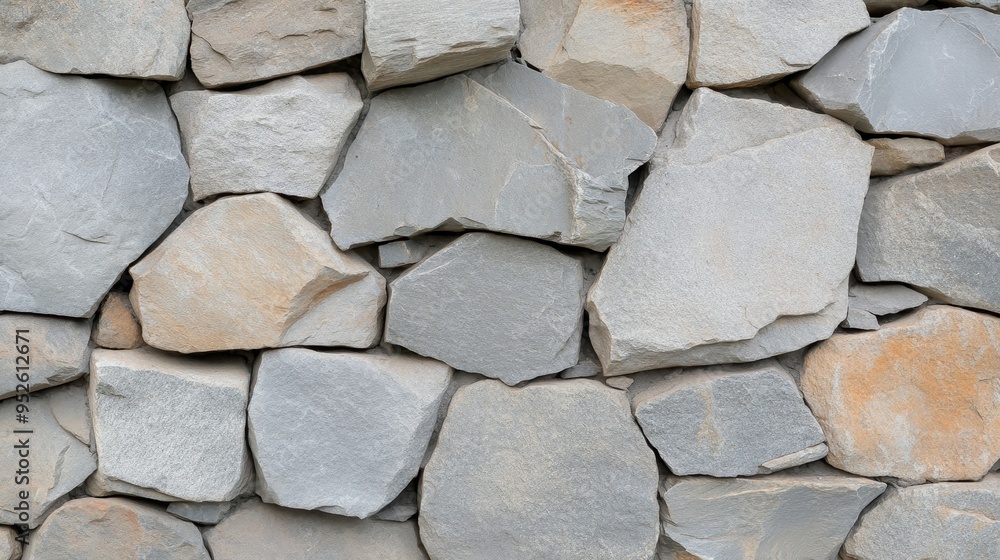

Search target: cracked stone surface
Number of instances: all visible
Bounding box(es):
[0,313,91,400]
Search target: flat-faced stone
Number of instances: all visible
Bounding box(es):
[377,235,454,269]
[843,282,929,330]
[130,193,386,353]
[0,62,189,318]
[45,381,92,446]
[0,313,90,400]
[0,527,19,560]
[868,137,945,176]
[802,305,1000,484]
[92,293,142,350]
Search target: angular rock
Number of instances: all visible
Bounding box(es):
[843,308,881,331]
[92,293,142,350]
[362,0,519,90]
[130,193,386,353]
[22,498,210,560]
[45,381,92,446]
[660,465,886,559]
[856,144,1000,313]
[864,0,928,14]
[633,361,827,476]
[84,470,178,503]
[188,0,364,88]
[250,348,451,518]
[842,282,928,330]
[802,305,1000,484]
[688,0,869,88]
[518,0,689,128]
[326,62,654,251]
[204,498,426,560]
[373,483,418,522]
[793,7,1000,145]
[588,89,872,375]
[941,0,1000,11]
[561,336,603,379]
[167,502,236,525]
[422,371,484,467]
[843,474,1000,560]
[0,0,188,80]
[0,62,189,317]
[170,74,363,201]
[0,527,19,560]
[868,137,945,176]
[421,380,659,560]
[89,348,254,501]
[385,233,584,385]
[0,313,91,400]
[378,235,454,269]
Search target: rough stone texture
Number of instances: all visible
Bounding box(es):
[0,0,189,80]
[92,293,142,350]
[385,233,584,385]
[170,74,363,201]
[793,7,1000,145]
[373,483,418,522]
[0,527,19,560]
[84,470,178,503]
[588,88,872,375]
[688,0,869,88]
[864,0,929,14]
[633,361,826,476]
[187,0,364,88]
[0,313,91,400]
[0,61,189,318]
[659,464,886,560]
[941,0,1000,11]
[46,381,92,446]
[856,144,1000,314]
[518,0,689,128]
[89,348,254,502]
[843,473,1000,560]
[250,348,451,518]
[22,498,210,560]
[205,498,427,560]
[842,282,928,330]
[361,0,519,90]
[802,305,1000,484]
[325,62,655,251]
[167,502,236,525]
[868,137,945,176]
[420,380,659,560]
[130,193,386,353]
[378,235,453,268]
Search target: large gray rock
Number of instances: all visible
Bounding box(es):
[171,74,362,201]
[89,348,254,502]
[130,193,386,353]
[0,313,90,400]
[0,61,189,318]
[0,0,189,80]
[588,88,872,375]
[362,0,519,90]
[385,233,584,385]
[793,7,1000,145]
[205,498,427,560]
[660,465,886,560]
[842,282,928,331]
[633,361,826,477]
[249,348,451,518]
[843,473,1000,560]
[187,0,364,88]
[518,0,689,128]
[689,0,869,88]
[420,380,659,560]
[22,498,210,560]
[325,62,655,251]
[856,144,1000,314]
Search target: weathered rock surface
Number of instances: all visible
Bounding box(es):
[420,380,659,560]
[385,233,584,385]
[22,498,210,560]
[362,0,519,90]
[0,0,189,80]
[633,361,826,476]
[374,483,418,522]
[204,498,427,560]
[167,501,236,525]
[588,88,872,375]
[170,74,363,201]
[130,193,386,353]
[793,7,1000,145]
[941,0,1000,11]
[45,381,92,446]
[0,313,91,400]
[842,282,928,330]
[378,235,453,269]
[92,293,142,350]
[0,528,19,560]
[856,144,1000,314]
[89,348,254,501]
[0,61,189,318]
[864,0,929,14]
[325,62,655,251]
[250,348,451,518]
[659,465,886,560]
[518,0,689,128]
[187,0,364,88]
[688,0,869,88]
[843,473,1000,560]
[868,137,945,176]
[802,305,1000,484]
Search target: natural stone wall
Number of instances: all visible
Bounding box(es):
[0,1,998,559]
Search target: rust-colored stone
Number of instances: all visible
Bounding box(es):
[92,292,143,349]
